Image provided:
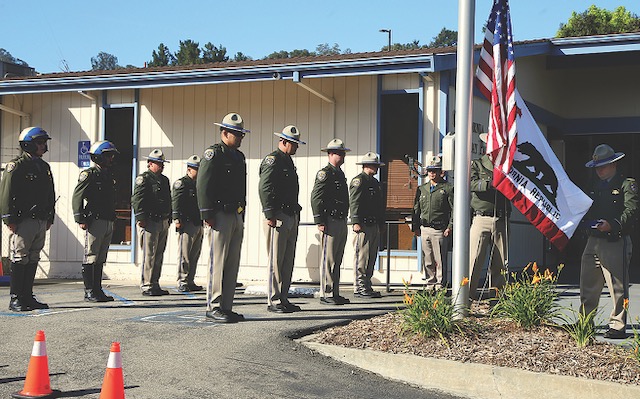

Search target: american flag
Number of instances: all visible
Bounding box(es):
[476,0,517,176]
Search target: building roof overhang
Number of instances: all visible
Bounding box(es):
[1,32,638,96]
[0,53,438,95]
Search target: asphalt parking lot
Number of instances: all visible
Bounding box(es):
[0,279,461,399]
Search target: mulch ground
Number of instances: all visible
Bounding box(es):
[313,303,640,385]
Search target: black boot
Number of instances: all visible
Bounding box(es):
[82,264,100,302]
[9,263,31,312]
[93,264,113,302]
[24,263,48,309]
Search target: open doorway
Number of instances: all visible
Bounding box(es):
[104,107,134,246]
[379,93,420,251]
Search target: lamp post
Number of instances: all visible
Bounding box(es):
[379,29,391,51]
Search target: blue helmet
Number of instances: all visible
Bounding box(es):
[89,140,119,165]
[19,126,51,153]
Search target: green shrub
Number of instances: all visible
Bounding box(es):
[400,277,470,343]
[558,305,598,348]
[491,263,562,329]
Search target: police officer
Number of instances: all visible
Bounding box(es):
[197,113,249,323]
[172,155,204,292]
[259,125,306,313]
[132,149,172,296]
[349,152,385,298]
[311,138,351,305]
[72,140,119,302]
[0,126,55,311]
[469,133,511,300]
[412,156,453,290]
[581,144,638,339]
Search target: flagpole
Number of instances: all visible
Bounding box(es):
[452,0,475,318]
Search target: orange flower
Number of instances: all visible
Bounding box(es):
[624,298,629,311]
[461,277,469,287]
[403,292,414,305]
[523,263,531,272]
[433,300,439,309]
[532,262,539,274]
[531,275,541,284]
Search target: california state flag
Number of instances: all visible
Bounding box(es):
[492,91,592,250]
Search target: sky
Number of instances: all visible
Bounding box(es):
[1,0,638,74]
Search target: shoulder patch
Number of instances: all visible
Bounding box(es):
[173,179,183,189]
[79,171,89,182]
[5,162,15,173]
[351,177,361,187]
[317,170,327,182]
[630,181,638,194]
[262,155,275,166]
[135,176,144,186]
[204,148,215,161]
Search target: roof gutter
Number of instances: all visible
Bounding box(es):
[0,54,436,95]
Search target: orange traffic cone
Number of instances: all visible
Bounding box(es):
[99,342,125,399]
[12,330,58,399]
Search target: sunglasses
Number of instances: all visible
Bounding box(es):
[227,130,246,138]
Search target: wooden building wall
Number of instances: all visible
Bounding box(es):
[2,74,433,286]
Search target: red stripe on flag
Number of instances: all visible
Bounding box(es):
[493,171,569,250]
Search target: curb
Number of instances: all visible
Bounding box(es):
[298,334,640,399]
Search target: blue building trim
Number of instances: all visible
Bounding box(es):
[527,100,640,135]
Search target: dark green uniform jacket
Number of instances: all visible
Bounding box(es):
[197,142,246,220]
[172,175,201,225]
[349,171,385,227]
[72,165,116,224]
[131,170,171,222]
[311,163,348,224]
[470,155,511,217]
[0,153,55,225]
[585,172,638,238]
[259,149,301,219]
[412,180,454,232]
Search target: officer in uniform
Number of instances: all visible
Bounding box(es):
[469,133,511,300]
[581,144,638,339]
[0,126,55,311]
[72,140,119,302]
[311,138,351,305]
[132,149,172,296]
[349,152,385,298]
[259,125,305,313]
[197,112,249,323]
[172,155,204,292]
[412,156,453,290]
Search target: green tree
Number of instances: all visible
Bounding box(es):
[91,51,121,70]
[289,49,315,58]
[316,43,342,56]
[202,42,229,63]
[232,52,252,62]
[149,43,175,67]
[557,5,640,37]
[384,40,424,51]
[175,39,201,65]
[0,48,29,66]
[429,28,458,48]
[265,50,292,59]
